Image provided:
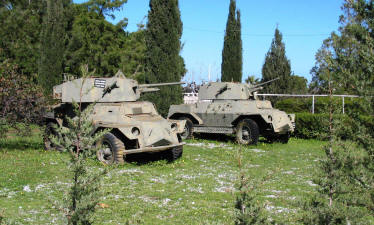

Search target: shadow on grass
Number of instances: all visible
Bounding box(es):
[0,138,43,151]
[194,133,234,143]
[193,133,269,144]
[125,151,175,165]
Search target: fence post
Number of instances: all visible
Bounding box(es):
[312,95,315,114]
[342,96,345,114]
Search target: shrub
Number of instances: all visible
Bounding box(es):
[51,66,108,225]
[294,113,374,140]
[275,97,367,115]
[0,60,45,136]
[235,147,269,225]
[275,98,311,113]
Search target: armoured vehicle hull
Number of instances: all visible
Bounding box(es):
[168,80,295,145]
[44,72,185,164]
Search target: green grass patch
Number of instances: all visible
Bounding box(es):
[0,132,325,224]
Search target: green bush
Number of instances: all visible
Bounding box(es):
[294,113,329,139]
[275,98,311,113]
[275,97,367,115]
[293,113,373,140]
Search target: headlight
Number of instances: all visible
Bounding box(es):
[131,127,140,136]
[171,123,177,132]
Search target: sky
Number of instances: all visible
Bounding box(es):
[75,0,343,83]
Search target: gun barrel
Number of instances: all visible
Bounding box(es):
[252,77,280,89]
[139,82,185,88]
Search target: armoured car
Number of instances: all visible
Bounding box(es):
[44,71,186,164]
[168,79,295,145]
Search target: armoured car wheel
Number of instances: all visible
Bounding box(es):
[165,146,183,162]
[236,119,259,145]
[180,117,193,140]
[96,133,125,165]
[44,122,63,151]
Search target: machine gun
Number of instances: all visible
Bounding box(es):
[246,77,280,93]
[198,78,280,101]
[138,82,186,93]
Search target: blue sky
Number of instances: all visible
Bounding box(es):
[75,0,343,83]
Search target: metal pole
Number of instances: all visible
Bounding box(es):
[342,96,345,114]
[312,95,315,114]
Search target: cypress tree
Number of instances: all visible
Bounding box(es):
[261,28,291,94]
[38,0,68,95]
[221,0,242,82]
[144,0,185,116]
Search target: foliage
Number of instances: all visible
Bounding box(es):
[288,75,308,94]
[293,113,373,140]
[82,0,127,19]
[64,3,129,77]
[275,98,311,113]
[309,1,374,95]
[120,30,146,81]
[261,28,291,97]
[235,148,269,225]
[143,0,185,116]
[303,1,374,222]
[294,113,329,140]
[0,0,147,93]
[275,97,367,114]
[221,0,242,82]
[0,61,45,137]
[38,0,71,95]
[50,66,107,225]
[244,75,260,85]
[0,0,44,76]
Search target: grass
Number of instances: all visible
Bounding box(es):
[0,130,325,224]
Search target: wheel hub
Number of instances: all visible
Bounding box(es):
[98,142,113,162]
[242,126,251,141]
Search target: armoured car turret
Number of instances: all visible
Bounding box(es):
[168,78,295,144]
[44,71,186,164]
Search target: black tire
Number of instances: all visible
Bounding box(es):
[235,119,259,145]
[43,122,63,151]
[96,133,125,165]
[164,146,183,162]
[180,117,193,140]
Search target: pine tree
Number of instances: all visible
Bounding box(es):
[221,0,242,82]
[82,0,127,19]
[0,0,45,76]
[235,147,268,225]
[144,0,185,116]
[261,28,291,95]
[38,0,69,95]
[303,1,374,223]
[64,2,129,77]
[51,65,107,225]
